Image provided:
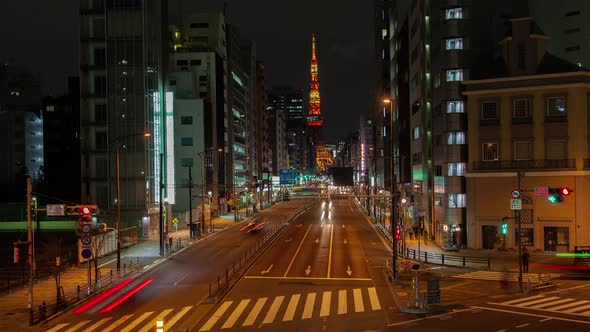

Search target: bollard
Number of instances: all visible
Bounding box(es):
[413,250,416,260]
[424,252,428,263]
[77,285,81,301]
[156,318,164,332]
[488,257,491,270]
[442,254,445,265]
[462,256,466,267]
[123,263,126,275]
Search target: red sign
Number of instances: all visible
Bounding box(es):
[534,187,549,197]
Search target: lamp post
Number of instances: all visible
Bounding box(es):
[383,98,398,282]
[114,131,151,272]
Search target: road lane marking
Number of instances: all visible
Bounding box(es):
[103,314,133,332]
[82,317,112,332]
[346,266,352,276]
[242,297,267,326]
[120,311,154,332]
[305,265,312,276]
[563,303,590,313]
[46,324,69,332]
[283,294,301,321]
[338,290,347,315]
[64,321,90,332]
[137,309,173,332]
[470,306,590,325]
[516,323,530,328]
[544,283,590,294]
[200,302,232,331]
[368,287,381,310]
[539,318,552,322]
[222,299,250,329]
[320,291,332,317]
[302,292,317,319]
[327,224,334,278]
[173,273,188,285]
[284,224,312,277]
[529,298,573,309]
[244,276,372,281]
[542,300,588,312]
[515,296,560,307]
[167,305,192,329]
[98,258,117,268]
[387,308,477,327]
[262,296,285,325]
[353,288,365,312]
[500,295,545,306]
[261,265,273,275]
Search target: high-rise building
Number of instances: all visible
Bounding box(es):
[255,63,270,182]
[79,0,167,232]
[267,108,287,175]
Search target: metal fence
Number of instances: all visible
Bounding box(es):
[405,247,490,269]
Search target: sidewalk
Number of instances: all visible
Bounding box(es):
[0,212,246,330]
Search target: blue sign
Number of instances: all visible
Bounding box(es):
[279,169,296,185]
[81,248,92,259]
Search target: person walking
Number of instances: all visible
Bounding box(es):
[522,247,530,273]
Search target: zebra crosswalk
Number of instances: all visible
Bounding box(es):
[44,305,193,332]
[491,294,590,316]
[452,271,561,282]
[198,287,382,331]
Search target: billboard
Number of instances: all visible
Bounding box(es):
[279,169,296,185]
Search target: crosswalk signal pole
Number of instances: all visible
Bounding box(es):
[517,171,523,292]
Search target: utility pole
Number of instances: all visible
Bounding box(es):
[517,171,523,292]
[26,176,34,325]
[188,165,193,239]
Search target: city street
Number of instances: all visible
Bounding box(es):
[37,200,312,332]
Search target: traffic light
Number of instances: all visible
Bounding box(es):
[501,223,508,235]
[548,187,573,203]
[13,246,20,264]
[395,227,401,240]
[65,205,98,216]
[561,187,573,196]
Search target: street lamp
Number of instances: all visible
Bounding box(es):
[383,97,398,282]
[114,131,151,273]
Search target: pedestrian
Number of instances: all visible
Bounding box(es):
[522,247,530,273]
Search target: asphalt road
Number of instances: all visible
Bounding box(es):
[38,200,312,332]
[194,197,397,331]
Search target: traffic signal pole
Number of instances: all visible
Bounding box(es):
[517,171,523,292]
[26,176,34,325]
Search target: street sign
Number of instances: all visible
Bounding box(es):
[534,187,549,197]
[511,199,522,210]
[172,217,179,225]
[81,224,92,233]
[47,204,66,216]
[81,248,92,259]
[81,236,91,245]
[279,169,296,185]
[510,189,521,199]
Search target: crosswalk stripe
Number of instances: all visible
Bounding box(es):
[46,323,69,332]
[302,292,316,319]
[167,305,192,329]
[530,298,574,309]
[137,309,174,332]
[82,317,112,332]
[501,295,545,305]
[367,287,381,311]
[262,296,285,324]
[200,302,232,331]
[103,314,133,332]
[353,288,365,312]
[221,299,250,329]
[515,296,560,307]
[320,291,332,317]
[242,297,267,326]
[65,320,91,332]
[120,311,154,332]
[338,290,347,315]
[547,300,590,312]
[563,303,590,314]
[282,294,301,321]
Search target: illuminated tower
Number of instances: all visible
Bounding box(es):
[307,33,323,136]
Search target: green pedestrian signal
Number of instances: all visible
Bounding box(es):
[501,223,508,235]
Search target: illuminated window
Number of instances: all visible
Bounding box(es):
[413,126,422,140]
[447,100,464,113]
[482,143,499,161]
[448,194,466,208]
[445,8,463,19]
[447,132,465,145]
[547,96,566,117]
[382,28,388,39]
[445,38,463,50]
[448,163,465,176]
[446,69,463,82]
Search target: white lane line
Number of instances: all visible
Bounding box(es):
[529,298,573,309]
[368,287,381,311]
[282,294,301,321]
[81,317,112,332]
[515,297,560,307]
[46,323,69,332]
[98,258,117,268]
[103,314,133,332]
[499,295,545,305]
[242,297,267,326]
[470,306,590,325]
[320,291,332,317]
[543,283,590,294]
[137,309,174,332]
[338,290,347,315]
[563,303,590,314]
[353,288,365,312]
[173,273,188,285]
[167,305,192,329]
[545,300,589,312]
[262,296,285,325]
[496,330,507,332]
[200,302,233,331]
[221,299,250,329]
[64,320,90,332]
[302,292,317,319]
[120,312,154,332]
[539,318,552,322]
[516,323,530,328]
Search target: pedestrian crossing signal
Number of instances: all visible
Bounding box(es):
[501,223,508,235]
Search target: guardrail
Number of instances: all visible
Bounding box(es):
[207,203,314,301]
[31,258,141,325]
[405,247,490,269]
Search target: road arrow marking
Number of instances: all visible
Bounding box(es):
[315,237,319,244]
[344,239,347,245]
[285,237,293,243]
[346,266,352,276]
[305,266,312,276]
[261,264,273,275]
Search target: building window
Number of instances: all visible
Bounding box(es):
[93,48,106,66]
[447,100,464,113]
[447,132,465,145]
[445,38,463,50]
[481,101,498,120]
[448,163,465,176]
[413,126,422,140]
[482,143,499,161]
[513,99,530,119]
[190,59,201,66]
[434,73,441,88]
[546,96,566,117]
[94,76,106,96]
[514,141,531,160]
[546,140,566,160]
[448,194,466,208]
[95,132,107,150]
[181,116,193,125]
[176,60,188,66]
[435,165,443,176]
[445,8,463,19]
[565,45,581,52]
[95,104,107,122]
[96,158,108,177]
[412,153,422,165]
[446,69,463,82]
[181,158,193,167]
[96,186,108,208]
[189,22,209,28]
[181,137,193,146]
[169,80,176,86]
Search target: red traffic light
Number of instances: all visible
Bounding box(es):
[561,188,573,196]
[395,228,401,240]
[81,206,91,215]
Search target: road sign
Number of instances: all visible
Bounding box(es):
[511,199,522,210]
[172,217,179,225]
[534,187,549,197]
[81,236,91,245]
[47,204,66,216]
[81,248,92,259]
[81,224,92,233]
[510,189,521,199]
[279,169,296,185]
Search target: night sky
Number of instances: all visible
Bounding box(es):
[0,0,375,142]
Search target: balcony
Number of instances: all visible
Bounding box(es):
[472,159,576,171]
